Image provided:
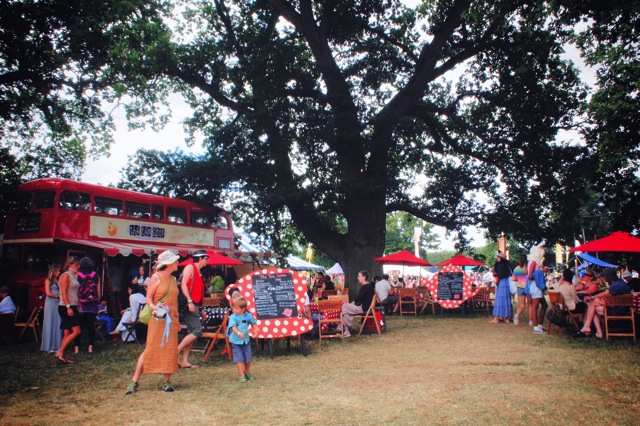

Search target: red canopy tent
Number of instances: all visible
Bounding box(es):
[178,250,244,267]
[374,250,431,267]
[375,250,431,277]
[206,251,244,266]
[568,231,640,253]
[435,254,486,267]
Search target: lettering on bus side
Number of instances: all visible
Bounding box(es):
[128,224,166,239]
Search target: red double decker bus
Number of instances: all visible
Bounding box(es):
[2,178,236,312]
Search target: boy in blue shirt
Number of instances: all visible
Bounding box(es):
[227,297,257,383]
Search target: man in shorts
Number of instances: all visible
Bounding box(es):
[178,250,208,368]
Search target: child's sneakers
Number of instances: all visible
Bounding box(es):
[239,376,248,383]
[244,373,254,381]
[162,381,175,392]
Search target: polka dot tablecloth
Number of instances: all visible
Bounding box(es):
[227,268,314,339]
[423,264,481,309]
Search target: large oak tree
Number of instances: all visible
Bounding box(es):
[120,0,589,293]
[4,1,638,293]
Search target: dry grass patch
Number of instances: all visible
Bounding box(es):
[1,312,638,425]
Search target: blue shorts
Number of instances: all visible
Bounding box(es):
[516,287,527,297]
[232,343,252,364]
[529,282,544,299]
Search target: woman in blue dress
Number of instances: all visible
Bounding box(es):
[41,264,63,352]
[489,251,513,323]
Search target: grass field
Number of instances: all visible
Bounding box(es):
[1,311,638,425]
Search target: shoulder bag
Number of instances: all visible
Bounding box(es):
[139,277,174,325]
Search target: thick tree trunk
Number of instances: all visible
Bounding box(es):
[338,242,384,300]
[319,192,387,298]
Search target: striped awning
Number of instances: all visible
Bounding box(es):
[286,255,325,271]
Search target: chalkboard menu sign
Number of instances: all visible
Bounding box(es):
[437,272,464,301]
[252,272,299,320]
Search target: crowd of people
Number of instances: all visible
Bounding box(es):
[483,242,638,338]
[2,242,638,394]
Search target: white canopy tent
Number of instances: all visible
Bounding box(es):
[326,263,343,274]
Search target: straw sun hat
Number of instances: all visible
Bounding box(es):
[154,251,180,268]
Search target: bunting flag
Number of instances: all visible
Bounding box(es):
[555,243,564,265]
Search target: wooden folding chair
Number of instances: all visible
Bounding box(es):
[202,311,232,361]
[471,287,491,312]
[14,306,42,344]
[328,294,349,303]
[416,287,437,315]
[317,300,344,343]
[203,297,221,307]
[355,293,383,336]
[122,304,145,344]
[559,293,583,330]
[546,292,565,336]
[322,290,338,299]
[398,288,417,316]
[604,294,636,342]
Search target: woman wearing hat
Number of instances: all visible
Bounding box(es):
[125,251,181,394]
[489,251,513,324]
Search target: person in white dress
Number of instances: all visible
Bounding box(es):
[110,285,147,341]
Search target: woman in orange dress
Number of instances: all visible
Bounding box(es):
[125,251,180,394]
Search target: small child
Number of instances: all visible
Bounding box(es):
[227,297,257,383]
[97,298,115,333]
[98,300,108,315]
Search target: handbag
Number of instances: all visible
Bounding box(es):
[509,279,517,295]
[546,305,568,327]
[139,278,173,325]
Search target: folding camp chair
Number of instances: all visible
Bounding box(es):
[317,300,345,343]
[202,311,232,361]
[355,293,383,336]
[417,287,437,315]
[397,288,417,316]
[604,294,636,342]
[122,304,145,344]
[14,306,42,344]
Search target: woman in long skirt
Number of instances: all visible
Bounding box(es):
[41,264,63,352]
[489,251,513,323]
[125,251,180,394]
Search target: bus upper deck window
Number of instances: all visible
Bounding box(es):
[214,215,229,229]
[152,205,164,221]
[59,191,91,211]
[126,201,151,219]
[190,212,209,227]
[17,192,32,211]
[167,207,187,224]
[95,196,123,216]
[32,191,56,209]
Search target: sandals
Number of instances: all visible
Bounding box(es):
[573,331,591,338]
